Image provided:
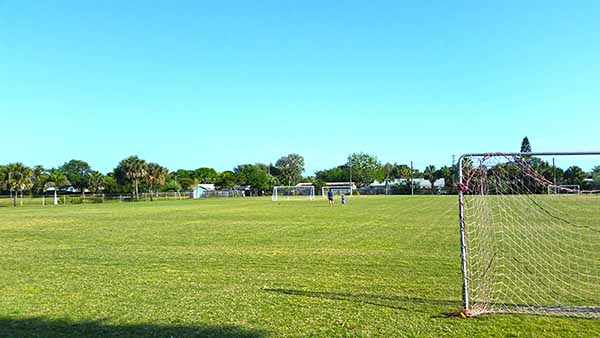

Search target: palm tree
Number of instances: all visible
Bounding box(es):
[88,171,105,195]
[0,165,17,206]
[0,165,7,201]
[4,163,33,206]
[382,162,394,195]
[145,163,168,201]
[31,165,48,194]
[119,156,148,200]
[424,165,440,195]
[44,170,70,205]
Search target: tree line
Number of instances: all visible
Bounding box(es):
[0,152,447,204]
[2,138,600,206]
[0,154,305,206]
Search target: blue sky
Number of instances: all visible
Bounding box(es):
[2,1,599,174]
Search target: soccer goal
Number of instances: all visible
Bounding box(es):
[321,183,353,198]
[548,184,580,195]
[272,185,315,201]
[457,152,600,318]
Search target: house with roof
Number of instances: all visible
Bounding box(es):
[192,184,216,198]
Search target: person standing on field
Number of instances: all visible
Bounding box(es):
[341,194,346,206]
[327,189,334,207]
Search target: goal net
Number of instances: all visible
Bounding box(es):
[272,185,315,201]
[548,185,580,195]
[458,152,599,318]
[321,184,353,198]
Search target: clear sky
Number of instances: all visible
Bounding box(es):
[2,1,599,174]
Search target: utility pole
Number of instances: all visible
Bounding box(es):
[552,157,556,185]
[410,161,414,196]
[349,160,353,185]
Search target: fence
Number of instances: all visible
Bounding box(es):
[0,192,191,207]
[0,189,265,207]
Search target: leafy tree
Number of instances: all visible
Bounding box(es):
[160,180,182,192]
[234,164,272,193]
[592,166,600,188]
[145,163,168,201]
[44,170,70,205]
[215,171,236,188]
[563,166,587,186]
[59,159,92,196]
[102,175,118,193]
[520,136,532,153]
[553,167,565,185]
[193,167,218,184]
[233,164,250,185]
[114,156,148,200]
[268,163,281,177]
[347,153,383,188]
[170,169,197,189]
[529,157,554,185]
[275,154,305,186]
[111,165,128,188]
[391,164,412,179]
[315,166,348,183]
[423,165,443,194]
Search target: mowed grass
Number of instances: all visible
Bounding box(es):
[0,196,597,337]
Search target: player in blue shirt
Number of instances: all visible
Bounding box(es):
[327,190,334,207]
[341,194,346,206]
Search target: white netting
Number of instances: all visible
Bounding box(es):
[459,154,599,318]
[321,186,353,197]
[272,186,315,201]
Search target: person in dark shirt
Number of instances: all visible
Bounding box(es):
[327,190,334,207]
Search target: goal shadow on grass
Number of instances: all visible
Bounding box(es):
[264,288,459,313]
[0,317,265,338]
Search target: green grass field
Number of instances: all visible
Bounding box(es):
[1,196,598,337]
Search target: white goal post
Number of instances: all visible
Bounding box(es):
[458,152,600,318]
[548,184,580,194]
[321,183,353,197]
[272,185,315,201]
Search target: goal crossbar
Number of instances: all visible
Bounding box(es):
[321,184,353,197]
[272,185,315,201]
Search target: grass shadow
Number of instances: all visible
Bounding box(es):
[0,317,265,338]
[264,288,459,313]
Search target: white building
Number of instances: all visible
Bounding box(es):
[192,184,216,198]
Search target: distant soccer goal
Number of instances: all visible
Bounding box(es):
[548,184,580,195]
[458,152,600,318]
[272,185,315,201]
[321,183,354,198]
